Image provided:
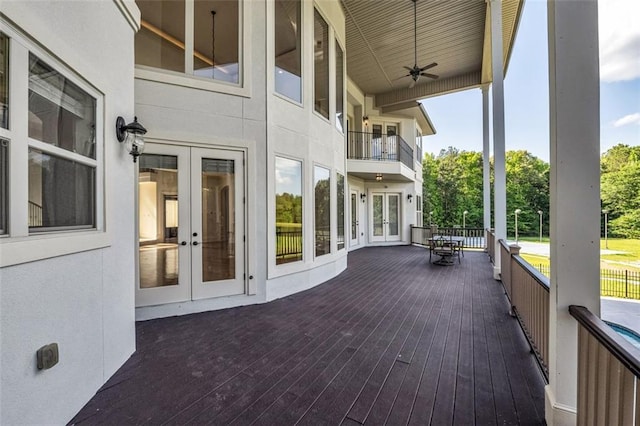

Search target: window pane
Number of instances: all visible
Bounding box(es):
[275,157,303,265]
[0,139,7,234]
[275,0,301,102]
[314,165,330,256]
[335,42,344,132]
[336,172,344,250]
[313,10,329,119]
[0,32,8,129]
[135,0,186,73]
[139,154,180,288]
[194,0,239,84]
[28,149,95,230]
[28,55,96,159]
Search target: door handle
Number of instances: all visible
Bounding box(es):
[180,241,187,246]
[192,241,199,246]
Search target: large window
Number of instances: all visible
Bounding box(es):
[313,10,329,119]
[314,165,330,256]
[28,55,97,230]
[275,0,301,102]
[416,129,423,163]
[335,41,344,132]
[0,139,6,235]
[135,0,240,84]
[0,27,102,242]
[336,172,344,250]
[1,32,8,129]
[416,194,423,227]
[275,157,303,264]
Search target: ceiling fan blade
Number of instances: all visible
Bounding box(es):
[421,72,439,79]
[403,66,414,72]
[419,62,438,71]
[393,74,411,81]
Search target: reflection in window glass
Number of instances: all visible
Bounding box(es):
[1,32,8,129]
[275,0,301,102]
[337,173,344,250]
[28,54,96,159]
[275,157,303,264]
[314,165,330,256]
[139,154,180,288]
[313,10,329,119]
[335,42,344,132]
[0,139,7,234]
[28,149,95,230]
[135,0,186,73]
[194,0,239,84]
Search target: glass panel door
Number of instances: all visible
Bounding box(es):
[191,148,245,300]
[136,145,191,307]
[371,193,385,242]
[350,190,358,246]
[136,144,245,307]
[387,193,400,240]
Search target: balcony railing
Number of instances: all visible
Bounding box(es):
[347,131,414,170]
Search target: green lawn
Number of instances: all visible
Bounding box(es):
[519,240,640,300]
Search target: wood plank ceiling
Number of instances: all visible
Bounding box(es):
[341,0,523,108]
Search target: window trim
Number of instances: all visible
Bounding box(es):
[134,0,251,98]
[312,7,330,121]
[0,19,108,267]
[273,0,303,104]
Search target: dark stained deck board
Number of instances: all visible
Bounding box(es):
[69,246,546,426]
[200,253,421,425]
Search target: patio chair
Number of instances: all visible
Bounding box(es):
[431,236,459,265]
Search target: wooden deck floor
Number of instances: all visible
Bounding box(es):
[70,246,546,425]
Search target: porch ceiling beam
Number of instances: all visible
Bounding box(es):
[374,71,482,108]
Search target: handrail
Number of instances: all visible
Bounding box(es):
[513,255,550,290]
[569,305,640,378]
[347,131,414,170]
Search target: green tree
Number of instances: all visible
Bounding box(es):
[601,144,640,238]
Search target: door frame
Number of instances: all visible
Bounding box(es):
[369,191,402,243]
[135,142,246,308]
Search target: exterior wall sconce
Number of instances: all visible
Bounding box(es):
[360,193,366,203]
[116,116,147,163]
[407,194,413,202]
[375,173,383,182]
[363,115,369,126]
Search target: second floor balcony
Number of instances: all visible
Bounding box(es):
[347,131,415,181]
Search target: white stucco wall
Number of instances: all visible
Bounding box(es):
[265,0,348,296]
[0,1,138,424]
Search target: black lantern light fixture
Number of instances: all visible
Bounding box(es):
[116,116,147,163]
[407,194,413,203]
[360,193,366,203]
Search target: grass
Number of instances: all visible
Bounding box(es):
[519,240,640,300]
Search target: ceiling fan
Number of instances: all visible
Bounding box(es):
[401,0,439,88]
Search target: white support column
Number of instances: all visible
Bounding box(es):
[482,85,491,247]
[546,1,600,425]
[490,0,506,279]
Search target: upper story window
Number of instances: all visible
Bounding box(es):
[313,10,329,119]
[135,0,240,85]
[335,41,344,132]
[275,0,301,102]
[0,32,8,129]
[416,129,423,162]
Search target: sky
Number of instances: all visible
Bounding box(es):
[421,0,640,162]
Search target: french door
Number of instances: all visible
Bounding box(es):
[350,190,360,247]
[136,144,245,307]
[370,192,401,242]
